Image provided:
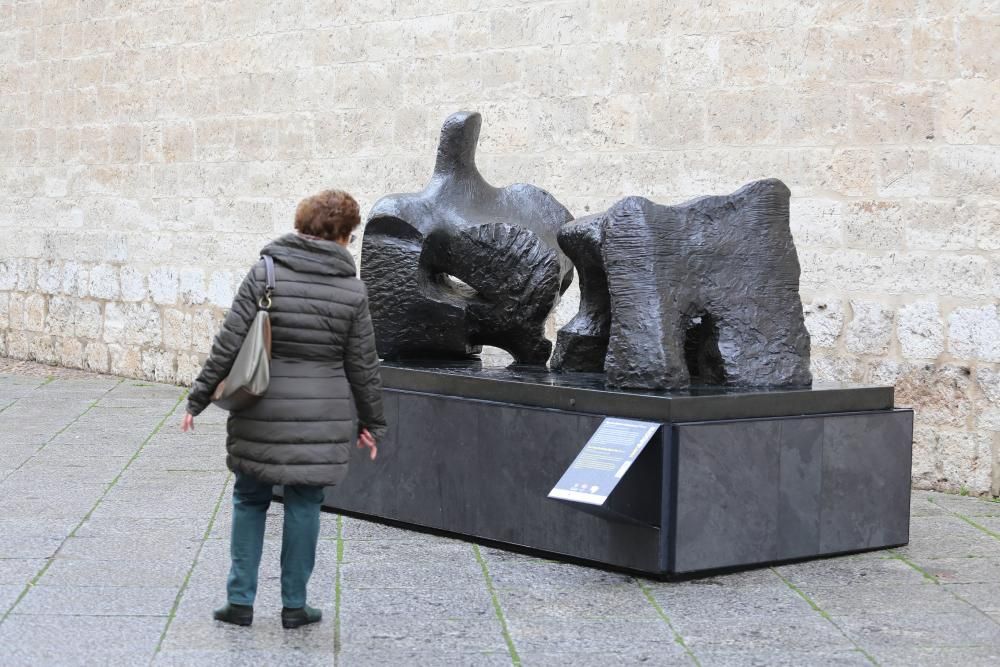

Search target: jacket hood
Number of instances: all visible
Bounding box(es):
[261,233,357,278]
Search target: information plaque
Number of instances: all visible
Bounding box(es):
[548,418,661,505]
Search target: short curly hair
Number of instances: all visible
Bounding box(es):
[294,189,361,242]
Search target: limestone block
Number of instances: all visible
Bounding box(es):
[104,303,126,344]
[119,266,146,302]
[948,305,1000,362]
[108,344,142,378]
[832,24,908,80]
[179,268,206,305]
[194,117,237,162]
[803,298,844,348]
[957,15,999,78]
[940,79,1000,145]
[141,349,177,384]
[636,92,706,148]
[207,271,235,307]
[911,17,956,79]
[176,353,203,386]
[29,335,57,365]
[978,201,1000,252]
[846,300,894,355]
[88,264,119,300]
[36,262,62,294]
[74,300,102,339]
[0,292,8,329]
[6,331,29,359]
[108,125,142,163]
[162,308,192,350]
[0,261,16,290]
[788,199,842,247]
[892,362,973,428]
[877,148,931,198]
[911,426,940,489]
[886,252,965,297]
[149,267,179,305]
[810,354,862,383]
[931,254,991,299]
[79,342,108,373]
[7,293,24,330]
[821,149,877,198]
[932,146,1000,198]
[191,309,222,354]
[46,296,74,336]
[977,367,1000,404]
[849,84,935,145]
[58,338,84,369]
[121,303,162,347]
[937,430,994,493]
[44,231,128,263]
[24,293,46,332]
[707,91,781,146]
[15,258,35,291]
[906,200,979,250]
[61,262,89,297]
[843,201,904,250]
[782,88,850,144]
[898,301,944,360]
[977,408,1000,433]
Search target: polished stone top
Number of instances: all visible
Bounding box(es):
[380,361,895,422]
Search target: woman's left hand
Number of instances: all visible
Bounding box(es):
[181,413,195,432]
[357,428,377,461]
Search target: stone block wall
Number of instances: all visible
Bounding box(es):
[0,0,997,494]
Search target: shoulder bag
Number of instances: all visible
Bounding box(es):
[211,256,275,412]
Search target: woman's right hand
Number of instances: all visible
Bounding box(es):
[357,428,377,461]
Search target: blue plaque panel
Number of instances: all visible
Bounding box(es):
[549,418,661,505]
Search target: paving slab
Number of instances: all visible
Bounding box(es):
[672,613,855,652]
[0,558,46,586]
[804,582,973,615]
[505,617,686,654]
[916,557,1000,585]
[342,615,509,654]
[338,650,514,666]
[14,584,180,616]
[153,649,337,667]
[496,582,660,621]
[774,553,927,588]
[834,609,1000,649]
[942,582,1000,613]
[691,648,871,666]
[41,556,194,588]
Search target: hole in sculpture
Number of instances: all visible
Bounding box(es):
[684,314,726,385]
[438,273,480,300]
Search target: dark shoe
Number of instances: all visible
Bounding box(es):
[213,603,253,626]
[281,605,322,629]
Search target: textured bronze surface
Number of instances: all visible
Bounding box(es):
[360,111,573,364]
[552,179,812,389]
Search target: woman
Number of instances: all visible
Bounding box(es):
[181,189,386,629]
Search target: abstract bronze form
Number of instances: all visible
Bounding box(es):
[551,179,812,390]
[360,111,573,364]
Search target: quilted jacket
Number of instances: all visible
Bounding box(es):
[187,233,387,487]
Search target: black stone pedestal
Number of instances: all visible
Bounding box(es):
[316,363,913,576]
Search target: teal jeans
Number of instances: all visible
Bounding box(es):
[227,472,325,609]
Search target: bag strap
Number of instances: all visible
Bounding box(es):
[258,255,275,310]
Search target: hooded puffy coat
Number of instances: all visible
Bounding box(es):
[187,233,387,487]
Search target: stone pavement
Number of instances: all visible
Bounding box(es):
[0,365,999,666]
